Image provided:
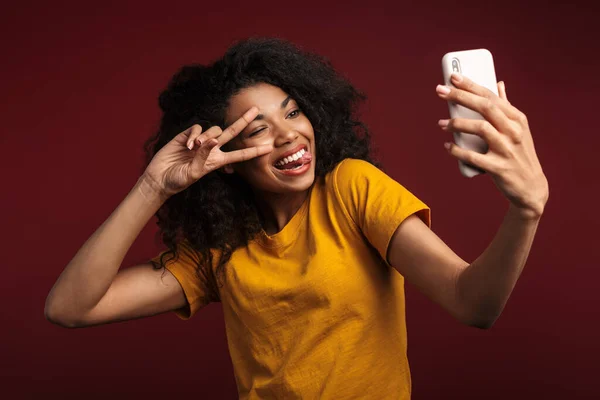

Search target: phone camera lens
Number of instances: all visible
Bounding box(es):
[451,58,461,73]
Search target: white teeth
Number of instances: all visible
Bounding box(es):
[276,148,306,166]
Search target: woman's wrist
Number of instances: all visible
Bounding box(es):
[137,173,170,205]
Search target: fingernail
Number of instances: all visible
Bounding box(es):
[438,119,449,127]
[436,85,451,95]
[444,142,452,150]
[451,73,463,83]
[187,142,193,150]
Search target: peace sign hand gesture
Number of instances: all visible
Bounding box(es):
[436,74,549,219]
[143,107,271,198]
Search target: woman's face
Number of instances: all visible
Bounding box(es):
[223,83,316,195]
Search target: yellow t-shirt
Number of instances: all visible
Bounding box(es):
[152,158,431,399]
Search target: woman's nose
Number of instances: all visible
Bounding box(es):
[273,124,298,146]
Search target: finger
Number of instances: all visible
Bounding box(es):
[184,124,203,150]
[444,142,495,174]
[439,117,507,154]
[447,73,520,120]
[197,138,220,156]
[437,83,509,131]
[190,139,220,177]
[195,125,224,146]
[172,124,199,149]
[498,81,509,103]
[222,144,274,164]
[217,107,260,145]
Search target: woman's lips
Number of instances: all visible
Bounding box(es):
[273,145,308,166]
[274,150,313,170]
[274,157,312,176]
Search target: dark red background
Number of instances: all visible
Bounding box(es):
[2,1,598,398]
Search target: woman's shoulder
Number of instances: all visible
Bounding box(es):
[332,158,378,173]
[155,239,223,269]
[325,158,385,188]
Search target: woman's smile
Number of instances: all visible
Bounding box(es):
[223,82,316,194]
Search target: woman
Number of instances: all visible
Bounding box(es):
[45,37,549,399]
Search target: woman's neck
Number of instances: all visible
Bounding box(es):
[253,189,310,235]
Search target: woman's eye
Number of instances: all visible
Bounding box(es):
[249,128,265,137]
[287,109,300,118]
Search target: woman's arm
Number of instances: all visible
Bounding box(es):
[388,74,548,329]
[46,110,272,327]
[456,204,542,327]
[44,174,174,326]
[388,206,542,329]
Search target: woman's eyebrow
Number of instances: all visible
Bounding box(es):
[253,95,292,122]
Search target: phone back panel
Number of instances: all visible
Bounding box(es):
[441,49,498,177]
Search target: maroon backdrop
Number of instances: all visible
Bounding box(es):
[2,1,597,398]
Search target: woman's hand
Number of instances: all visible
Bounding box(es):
[143,106,273,198]
[436,74,549,219]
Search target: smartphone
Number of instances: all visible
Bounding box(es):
[441,49,498,178]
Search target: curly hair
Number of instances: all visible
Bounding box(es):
[144,37,380,289]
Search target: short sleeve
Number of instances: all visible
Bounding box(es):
[333,158,431,264]
[150,241,219,320]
